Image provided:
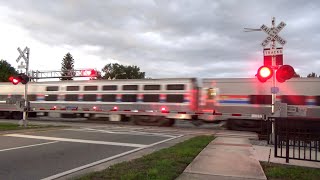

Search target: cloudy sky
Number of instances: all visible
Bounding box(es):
[0,0,319,79]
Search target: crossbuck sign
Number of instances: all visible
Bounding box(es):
[261,21,286,47]
[16,47,29,64]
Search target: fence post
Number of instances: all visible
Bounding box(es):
[274,118,278,157]
[286,118,290,163]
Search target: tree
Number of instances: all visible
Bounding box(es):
[0,59,18,82]
[123,65,145,79]
[101,63,145,79]
[307,72,317,78]
[60,53,75,80]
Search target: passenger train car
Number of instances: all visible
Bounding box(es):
[0,77,319,128]
[201,78,320,116]
[200,78,320,130]
[0,78,198,126]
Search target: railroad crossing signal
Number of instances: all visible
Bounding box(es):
[16,46,30,127]
[261,21,286,47]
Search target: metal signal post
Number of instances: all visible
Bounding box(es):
[271,17,276,115]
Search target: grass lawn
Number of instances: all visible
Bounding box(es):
[261,162,320,180]
[0,122,58,131]
[76,135,214,180]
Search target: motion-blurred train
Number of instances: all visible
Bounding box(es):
[0,78,319,130]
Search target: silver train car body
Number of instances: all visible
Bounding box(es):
[200,78,320,119]
[0,78,198,121]
[0,77,319,125]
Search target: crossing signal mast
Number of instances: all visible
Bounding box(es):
[11,46,98,127]
[245,17,296,143]
[246,17,295,112]
[29,69,98,80]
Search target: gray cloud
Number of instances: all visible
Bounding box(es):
[1,0,319,78]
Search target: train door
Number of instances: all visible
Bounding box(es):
[200,87,219,110]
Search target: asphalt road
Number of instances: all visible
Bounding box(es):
[0,125,183,180]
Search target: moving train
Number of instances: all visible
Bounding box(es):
[0,77,319,130]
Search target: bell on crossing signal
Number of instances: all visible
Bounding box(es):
[276,65,295,83]
[9,76,21,85]
[256,66,273,83]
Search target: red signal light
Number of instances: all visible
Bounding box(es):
[9,76,21,85]
[276,65,295,83]
[256,66,273,83]
[81,69,97,77]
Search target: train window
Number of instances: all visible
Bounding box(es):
[0,95,7,101]
[83,94,97,101]
[281,95,306,105]
[46,86,59,91]
[143,94,160,102]
[27,95,37,101]
[45,95,58,101]
[166,94,184,103]
[11,95,22,100]
[65,94,78,101]
[250,95,272,104]
[101,94,116,102]
[102,85,117,91]
[84,86,98,91]
[144,85,160,90]
[66,86,80,91]
[122,94,137,102]
[123,85,138,91]
[316,96,320,106]
[167,84,185,90]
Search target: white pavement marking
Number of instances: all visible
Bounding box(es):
[4,134,147,148]
[0,141,59,152]
[146,135,183,147]
[41,135,183,180]
[64,128,177,138]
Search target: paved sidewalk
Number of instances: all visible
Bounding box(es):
[177,137,267,180]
